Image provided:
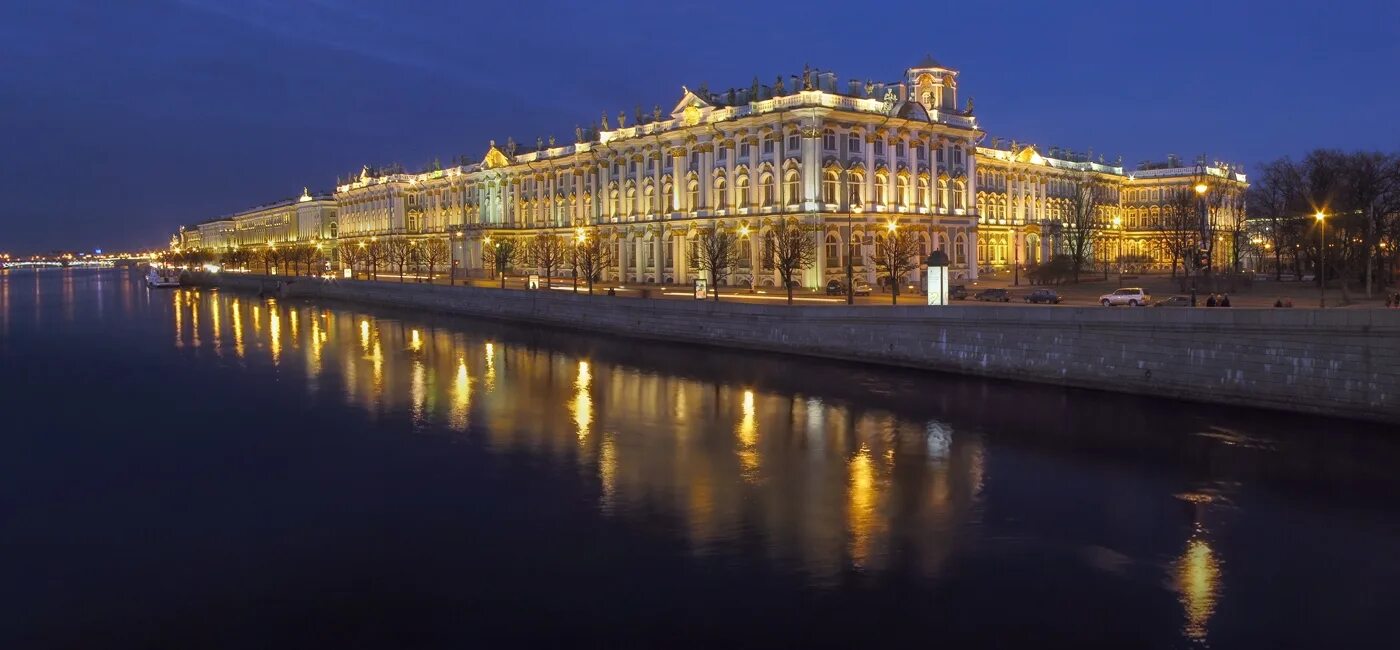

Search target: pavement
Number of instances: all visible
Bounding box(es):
[332,270,1398,309]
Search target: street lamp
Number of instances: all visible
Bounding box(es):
[1112,215,1123,286]
[1316,210,1326,308]
[573,227,585,293]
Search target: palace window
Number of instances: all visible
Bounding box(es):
[763,233,775,270]
[848,173,863,205]
[740,143,751,158]
[760,174,775,207]
[662,182,674,211]
[848,135,860,152]
[735,175,749,207]
[952,181,965,209]
[825,233,840,262]
[873,140,885,156]
[783,170,800,204]
[851,232,863,265]
[954,233,967,265]
[716,146,727,162]
[686,180,700,211]
[874,173,888,206]
[895,142,905,158]
[916,147,926,161]
[917,177,929,207]
[787,134,800,150]
[689,152,700,169]
[609,189,620,216]
[714,178,727,209]
[763,139,775,154]
[823,129,836,151]
[953,147,963,165]
[936,148,944,163]
[823,171,840,204]
[644,184,655,212]
[896,175,910,207]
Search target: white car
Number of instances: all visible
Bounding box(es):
[1100,287,1150,306]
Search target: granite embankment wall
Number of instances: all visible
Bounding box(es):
[194,273,1400,424]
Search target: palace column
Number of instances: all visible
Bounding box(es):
[674,228,688,284]
[634,231,644,281]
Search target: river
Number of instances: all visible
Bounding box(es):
[2,268,1397,648]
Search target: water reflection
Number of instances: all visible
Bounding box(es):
[160,288,987,583]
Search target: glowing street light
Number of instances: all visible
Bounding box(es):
[1315,210,1327,308]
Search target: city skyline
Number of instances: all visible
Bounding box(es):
[2,0,1399,253]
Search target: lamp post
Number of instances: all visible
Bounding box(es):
[1194,178,1209,284]
[846,176,856,305]
[573,227,585,293]
[1316,210,1326,308]
[1112,215,1123,286]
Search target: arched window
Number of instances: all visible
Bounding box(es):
[937,179,948,209]
[686,179,699,211]
[714,177,727,210]
[735,175,750,208]
[848,172,863,205]
[662,182,674,212]
[644,184,655,213]
[783,170,801,204]
[896,175,910,207]
[851,231,864,265]
[329,222,338,238]
[917,177,929,208]
[874,173,888,206]
[738,236,752,268]
[625,186,636,215]
[609,189,620,217]
[954,233,967,265]
[760,174,775,207]
[823,129,836,151]
[762,232,775,270]
[952,181,966,209]
[825,233,840,262]
[823,171,840,204]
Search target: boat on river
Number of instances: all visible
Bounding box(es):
[145,266,181,288]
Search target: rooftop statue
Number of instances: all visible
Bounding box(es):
[600,112,610,130]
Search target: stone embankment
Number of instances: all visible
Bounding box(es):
[192,273,1400,424]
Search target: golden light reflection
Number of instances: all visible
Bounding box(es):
[251,304,261,335]
[410,354,426,422]
[231,298,244,359]
[269,307,281,365]
[573,361,592,440]
[173,291,183,347]
[484,342,496,389]
[848,445,878,567]
[450,358,471,430]
[737,389,759,479]
[359,319,370,352]
[190,294,200,348]
[410,328,422,352]
[209,295,221,353]
[1176,532,1222,642]
[288,309,299,346]
[308,314,323,383]
[371,340,383,393]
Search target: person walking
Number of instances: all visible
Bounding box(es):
[1220,294,1231,307]
[1206,293,1218,308]
[1274,297,1284,308]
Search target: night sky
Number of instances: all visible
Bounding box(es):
[2,0,1398,254]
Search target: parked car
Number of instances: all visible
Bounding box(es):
[824,279,844,295]
[1154,295,1192,307]
[949,284,968,300]
[851,279,872,296]
[1024,288,1062,304]
[1099,287,1151,306]
[974,288,1011,302]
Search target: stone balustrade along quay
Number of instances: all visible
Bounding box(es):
[189,272,1400,425]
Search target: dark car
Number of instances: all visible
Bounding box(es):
[949,284,968,300]
[824,279,844,295]
[1024,288,1062,304]
[973,288,1010,302]
[1154,295,1192,307]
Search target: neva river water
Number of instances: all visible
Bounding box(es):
[3,269,1398,648]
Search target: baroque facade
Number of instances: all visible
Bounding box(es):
[177,188,338,252]
[176,58,1247,285]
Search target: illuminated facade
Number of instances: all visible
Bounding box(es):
[177,58,1246,282]
[178,188,337,252]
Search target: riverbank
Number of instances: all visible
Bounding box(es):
[188,272,1400,424]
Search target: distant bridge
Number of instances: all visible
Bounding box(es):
[1,260,116,269]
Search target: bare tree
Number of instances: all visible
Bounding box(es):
[383,237,413,282]
[574,230,612,294]
[1248,158,1304,281]
[872,225,923,304]
[221,247,253,271]
[527,231,567,288]
[337,241,364,279]
[482,238,521,289]
[770,219,820,304]
[697,222,745,301]
[364,239,386,280]
[1155,188,1199,284]
[419,237,450,282]
[1064,173,1101,283]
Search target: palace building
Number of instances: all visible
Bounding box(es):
[176,57,1247,286]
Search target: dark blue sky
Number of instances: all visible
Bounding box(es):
[3,0,1398,254]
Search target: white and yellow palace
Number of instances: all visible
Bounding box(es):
[177,57,1246,286]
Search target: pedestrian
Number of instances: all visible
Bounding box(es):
[1274,297,1284,308]
[1206,293,1217,307]
[1220,293,1231,307]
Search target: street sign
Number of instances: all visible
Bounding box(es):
[693,278,708,300]
[527,274,540,290]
